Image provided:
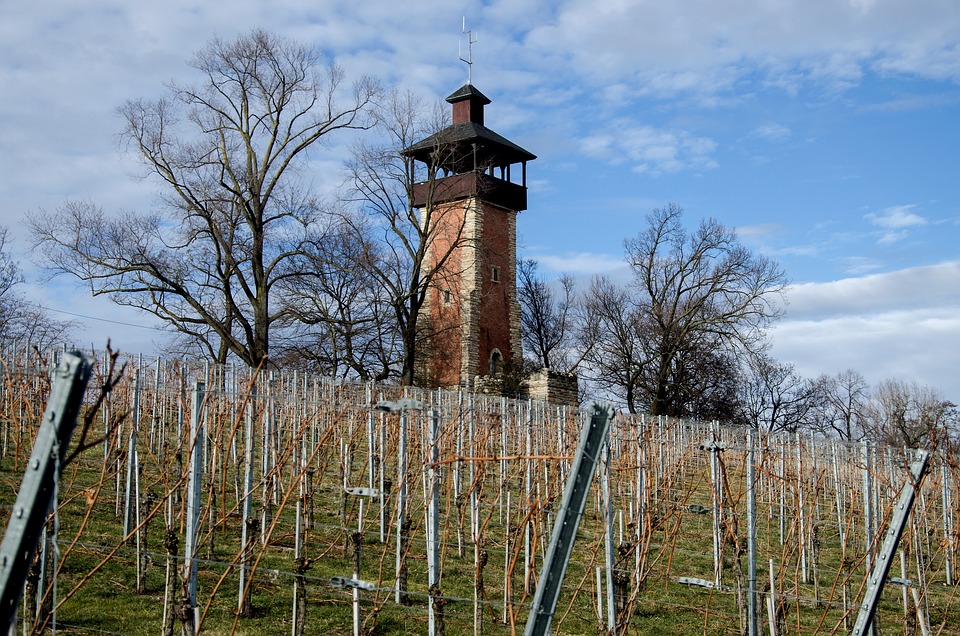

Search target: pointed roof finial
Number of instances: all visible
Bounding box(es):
[459,17,478,85]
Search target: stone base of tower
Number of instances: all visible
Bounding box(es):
[523,369,579,406]
[469,367,578,406]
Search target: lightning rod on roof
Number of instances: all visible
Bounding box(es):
[459,17,478,85]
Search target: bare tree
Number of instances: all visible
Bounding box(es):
[816,369,870,440]
[30,30,378,366]
[343,89,479,385]
[0,228,21,299]
[4,304,77,351]
[599,204,788,416]
[581,274,742,416]
[865,378,957,447]
[738,353,822,433]
[0,226,25,339]
[517,259,580,373]
[579,276,652,413]
[277,216,398,380]
[0,227,75,347]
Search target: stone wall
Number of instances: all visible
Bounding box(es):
[523,369,579,406]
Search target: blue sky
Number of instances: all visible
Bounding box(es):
[1,0,958,399]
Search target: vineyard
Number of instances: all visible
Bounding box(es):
[2,347,959,635]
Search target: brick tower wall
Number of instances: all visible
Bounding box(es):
[476,203,519,378]
[419,199,471,387]
[418,196,521,388]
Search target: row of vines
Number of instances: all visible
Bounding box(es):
[1,346,959,634]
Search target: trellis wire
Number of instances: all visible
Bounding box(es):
[0,345,958,635]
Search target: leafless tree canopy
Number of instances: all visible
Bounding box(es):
[738,353,823,433]
[578,276,647,413]
[580,204,787,415]
[0,227,25,339]
[0,227,75,348]
[517,259,580,373]
[866,378,957,447]
[277,215,398,380]
[813,369,870,441]
[341,89,476,385]
[629,205,787,415]
[30,30,379,366]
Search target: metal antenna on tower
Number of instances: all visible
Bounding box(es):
[459,17,478,84]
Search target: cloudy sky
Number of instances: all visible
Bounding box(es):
[1,0,958,399]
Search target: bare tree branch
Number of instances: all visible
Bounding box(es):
[30,30,379,366]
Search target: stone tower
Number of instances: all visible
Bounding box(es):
[402,84,535,388]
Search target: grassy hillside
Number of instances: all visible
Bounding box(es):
[1,349,957,635]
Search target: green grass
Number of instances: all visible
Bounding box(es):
[1,372,958,635]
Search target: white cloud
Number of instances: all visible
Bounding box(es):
[837,256,883,275]
[580,124,718,176]
[771,307,960,399]
[780,244,822,258]
[752,123,792,142]
[783,261,960,320]
[522,0,960,101]
[737,223,782,241]
[863,204,927,245]
[530,252,626,276]
[771,260,960,398]
[805,53,865,90]
[864,204,927,229]
[875,41,960,83]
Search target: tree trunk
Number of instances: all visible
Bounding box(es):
[293,557,309,636]
[239,517,258,618]
[162,530,179,636]
[650,350,674,416]
[612,542,637,635]
[430,583,447,636]
[397,517,412,605]
[399,284,424,386]
[176,596,196,636]
[625,384,637,415]
[400,321,418,386]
